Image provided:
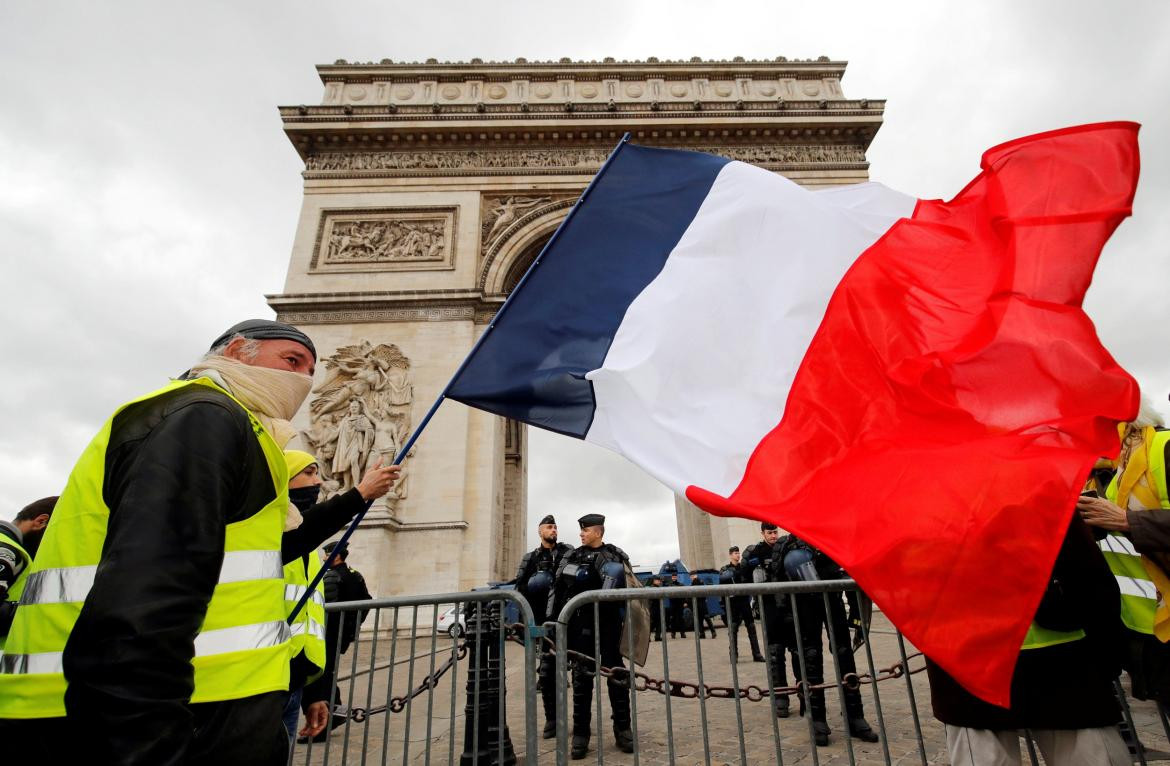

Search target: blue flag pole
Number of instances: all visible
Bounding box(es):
[288,133,632,623]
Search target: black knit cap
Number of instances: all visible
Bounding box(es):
[210,319,317,360]
[539,514,556,526]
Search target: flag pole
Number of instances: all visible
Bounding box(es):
[288,133,633,623]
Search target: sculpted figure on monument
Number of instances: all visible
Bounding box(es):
[333,400,376,490]
[483,196,550,244]
[302,341,415,504]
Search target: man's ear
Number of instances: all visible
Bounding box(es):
[31,513,50,532]
[221,337,248,362]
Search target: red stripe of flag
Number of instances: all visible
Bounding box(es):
[688,122,1140,706]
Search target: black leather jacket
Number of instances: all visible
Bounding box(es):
[55,384,288,766]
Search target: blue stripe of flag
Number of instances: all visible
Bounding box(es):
[446,143,731,437]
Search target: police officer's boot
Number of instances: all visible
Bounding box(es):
[571,733,590,760]
[607,673,634,753]
[844,687,879,743]
[808,688,830,747]
[767,644,790,718]
[811,720,831,748]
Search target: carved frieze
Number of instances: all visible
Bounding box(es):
[479,193,579,251]
[300,341,414,509]
[311,207,458,272]
[307,147,611,173]
[305,144,866,178]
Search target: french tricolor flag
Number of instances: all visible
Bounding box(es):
[447,122,1140,705]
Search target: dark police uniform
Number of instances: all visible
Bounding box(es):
[514,516,573,735]
[780,535,878,745]
[719,561,764,661]
[549,514,634,758]
[739,529,797,717]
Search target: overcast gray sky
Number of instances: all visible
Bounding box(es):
[2,1,1168,569]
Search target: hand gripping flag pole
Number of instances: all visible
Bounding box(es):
[287,133,632,624]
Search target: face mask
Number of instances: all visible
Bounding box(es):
[289,485,321,513]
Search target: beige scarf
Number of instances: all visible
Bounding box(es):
[188,356,312,448]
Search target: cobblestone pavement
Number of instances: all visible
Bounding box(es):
[291,610,1170,765]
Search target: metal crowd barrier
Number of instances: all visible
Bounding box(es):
[290,580,1166,765]
[291,588,537,766]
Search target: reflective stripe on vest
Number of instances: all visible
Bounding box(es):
[0,378,292,718]
[1100,531,1158,634]
[1,621,290,675]
[19,550,283,606]
[284,552,327,678]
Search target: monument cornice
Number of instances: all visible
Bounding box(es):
[267,290,506,325]
[281,107,885,163]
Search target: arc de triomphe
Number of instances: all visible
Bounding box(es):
[270,57,886,598]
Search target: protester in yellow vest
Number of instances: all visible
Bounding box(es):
[0,319,318,766]
[925,514,1128,765]
[280,449,398,743]
[0,496,56,649]
[1079,405,1170,705]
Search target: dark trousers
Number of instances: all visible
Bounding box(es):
[649,596,662,640]
[668,600,687,637]
[791,590,866,722]
[729,604,763,659]
[568,615,630,736]
[761,596,798,710]
[0,692,290,766]
[537,651,557,722]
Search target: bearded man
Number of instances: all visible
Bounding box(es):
[0,319,321,766]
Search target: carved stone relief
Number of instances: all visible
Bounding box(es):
[300,341,414,508]
[305,144,867,177]
[307,147,611,173]
[480,195,551,246]
[311,207,458,272]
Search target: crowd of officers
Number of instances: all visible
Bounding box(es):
[511,511,881,759]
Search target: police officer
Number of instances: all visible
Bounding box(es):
[0,497,56,648]
[781,535,879,746]
[647,576,664,641]
[513,514,574,738]
[662,563,688,638]
[720,545,764,662]
[549,514,635,759]
[739,521,796,718]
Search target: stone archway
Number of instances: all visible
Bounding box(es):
[271,56,887,595]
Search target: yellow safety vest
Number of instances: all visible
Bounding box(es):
[0,378,292,718]
[1100,428,1170,638]
[285,552,327,683]
[0,530,31,653]
[1020,621,1085,650]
